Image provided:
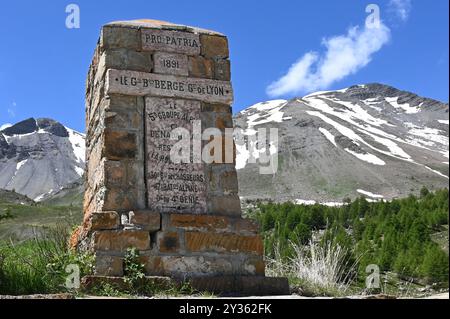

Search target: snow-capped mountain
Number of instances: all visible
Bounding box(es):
[0,118,85,201]
[1,84,447,205]
[234,83,449,203]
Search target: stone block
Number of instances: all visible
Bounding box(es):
[201,103,231,113]
[168,214,230,231]
[188,56,214,79]
[219,170,239,194]
[93,230,150,251]
[90,211,120,230]
[154,52,189,76]
[95,255,124,276]
[234,218,260,235]
[185,231,263,255]
[103,161,126,186]
[104,49,152,72]
[104,110,141,130]
[157,232,180,253]
[101,26,141,50]
[208,194,241,216]
[215,112,233,130]
[103,129,137,160]
[200,35,229,58]
[102,186,137,211]
[106,94,138,111]
[214,58,231,81]
[142,256,233,277]
[141,29,201,55]
[129,210,161,232]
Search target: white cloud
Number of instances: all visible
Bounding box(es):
[0,123,12,131]
[7,108,15,118]
[389,0,412,22]
[267,22,391,97]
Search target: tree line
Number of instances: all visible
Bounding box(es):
[253,187,449,284]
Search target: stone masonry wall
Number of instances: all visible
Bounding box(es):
[73,20,266,280]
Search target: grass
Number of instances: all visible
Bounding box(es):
[0,224,94,295]
[0,202,83,242]
[266,241,359,297]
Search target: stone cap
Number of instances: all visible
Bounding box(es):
[105,19,225,36]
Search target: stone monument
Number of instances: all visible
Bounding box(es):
[72,19,288,296]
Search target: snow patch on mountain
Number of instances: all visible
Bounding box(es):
[385,97,420,114]
[357,189,384,198]
[66,127,85,164]
[318,128,337,147]
[16,159,28,171]
[345,149,386,165]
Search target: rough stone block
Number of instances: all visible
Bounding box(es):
[104,49,152,72]
[185,231,263,255]
[141,29,201,55]
[103,161,126,186]
[214,58,231,81]
[219,170,239,194]
[101,26,141,50]
[215,112,233,130]
[95,255,124,276]
[142,256,233,277]
[157,232,180,253]
[129,210,161,232]
[200,35,229,58]
[102,186,137,211]
[104,110,141,130]
[234,218,260,235]
[93,230,150,251]
[103,129,137,160]
[208,194,241,216]
[154,52,189,76]
[168,214,229,231]
[106,94,138,111]
[188,56,214,79]
[201,103,231,113]
[91,211,120,230]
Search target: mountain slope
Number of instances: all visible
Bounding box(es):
[234,83,449,203]
[0,189,35,205]
[0,118,85,201]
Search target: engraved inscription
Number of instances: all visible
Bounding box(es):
[106,69,233,104]
[145,97,207,214]
[142,29,201,55]
[153,52,189,76]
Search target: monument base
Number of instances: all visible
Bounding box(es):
[81,275,290,297]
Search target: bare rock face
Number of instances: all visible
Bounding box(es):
[0,118,85,201]
[234,84,449,204]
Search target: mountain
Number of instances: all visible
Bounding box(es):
[234,83,449,203]
[0,118,85,201]
[1,84,448,205]
[41,177,84,207]
[0,189,35,205]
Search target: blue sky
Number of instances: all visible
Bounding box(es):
[0,0,448,132]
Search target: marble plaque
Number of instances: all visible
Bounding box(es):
[145,97,207,214]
